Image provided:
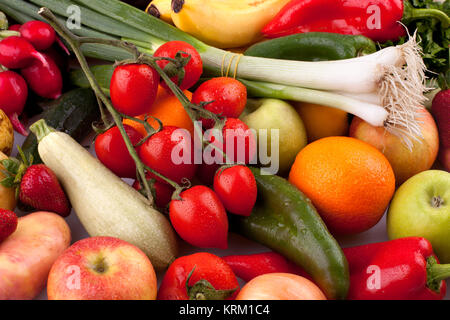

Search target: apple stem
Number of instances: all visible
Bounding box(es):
[431,196,444,208]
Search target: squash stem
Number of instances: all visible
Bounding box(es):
[30,119,56,143]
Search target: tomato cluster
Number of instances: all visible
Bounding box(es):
[95,41,257,255]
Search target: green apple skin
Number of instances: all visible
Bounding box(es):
[387,170,450,263]
[241,99,307,175]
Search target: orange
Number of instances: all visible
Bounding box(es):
[123,85,194,137]
[289,136,395,235]
[294,102,349,142]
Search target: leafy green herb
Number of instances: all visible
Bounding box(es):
[385,0,449,79]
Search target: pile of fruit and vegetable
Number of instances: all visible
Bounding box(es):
[0,0,448,301]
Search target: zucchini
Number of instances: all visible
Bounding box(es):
[21,88,100,163]
[29,119,178,270]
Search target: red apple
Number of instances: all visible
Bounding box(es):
[350,108,439,186]
[47,236,157,300]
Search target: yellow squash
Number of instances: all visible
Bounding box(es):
[171,0,291,48]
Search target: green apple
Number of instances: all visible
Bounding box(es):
[387,170,450,263]
[241,98,307,175]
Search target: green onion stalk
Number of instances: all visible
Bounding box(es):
[0,0,430,147]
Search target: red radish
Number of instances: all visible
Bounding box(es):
[19,164,71,217]
[19,21,69,55]
[19,21,56,51]
[431,89,450,171]
[8,24,21,32]
[0,70,28,136]
[0,36,48,69]
[0,209,18,243]
[21,52,62,99]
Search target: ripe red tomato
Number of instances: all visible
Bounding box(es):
[192,77,247,129]
[169,185,228,249]
[213,165,257,216]
[222,118,257,164]
[132,175,174,209]
[95,125,143,178]
[158,252,240,300]
[204,118,257,165]
[139,126,196,184]
[110,63,159,116]
[154,41,202,91]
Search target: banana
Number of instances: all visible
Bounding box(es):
[146,0,173,24]
[171,0,291,49]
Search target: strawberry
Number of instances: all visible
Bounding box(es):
[19,164,71,216]
[431,88,450,172]
[0,209,18,242]
[0,148,71,217]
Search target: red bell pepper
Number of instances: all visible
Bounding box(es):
[262,0,450,42]
[343,237,450,300]
[222,252,310,282]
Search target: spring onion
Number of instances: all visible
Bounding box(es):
[3,0,429,146]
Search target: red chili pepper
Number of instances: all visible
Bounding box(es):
[262,0,448,42]
[222,252,310,282]
[343,237,450,300]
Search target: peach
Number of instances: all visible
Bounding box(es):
[0,211,71,299]
[47,236,157,300]
[350,108,439,186]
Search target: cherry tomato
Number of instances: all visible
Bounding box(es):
[95,124,143,178]
[213,165,257,216]
[158,252,240,300]
[110,63,159,116]
[236,273,326,300]
[222,118,257,164]
[192,77,247,129]
[132,175,174,209]
[139,126,196,184]
[169,185,228,249]
[154,41,202,90]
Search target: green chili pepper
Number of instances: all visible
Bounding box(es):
[231,167,349,300]
[244,32,376,61]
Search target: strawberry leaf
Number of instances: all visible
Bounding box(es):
[0,176,16,188]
